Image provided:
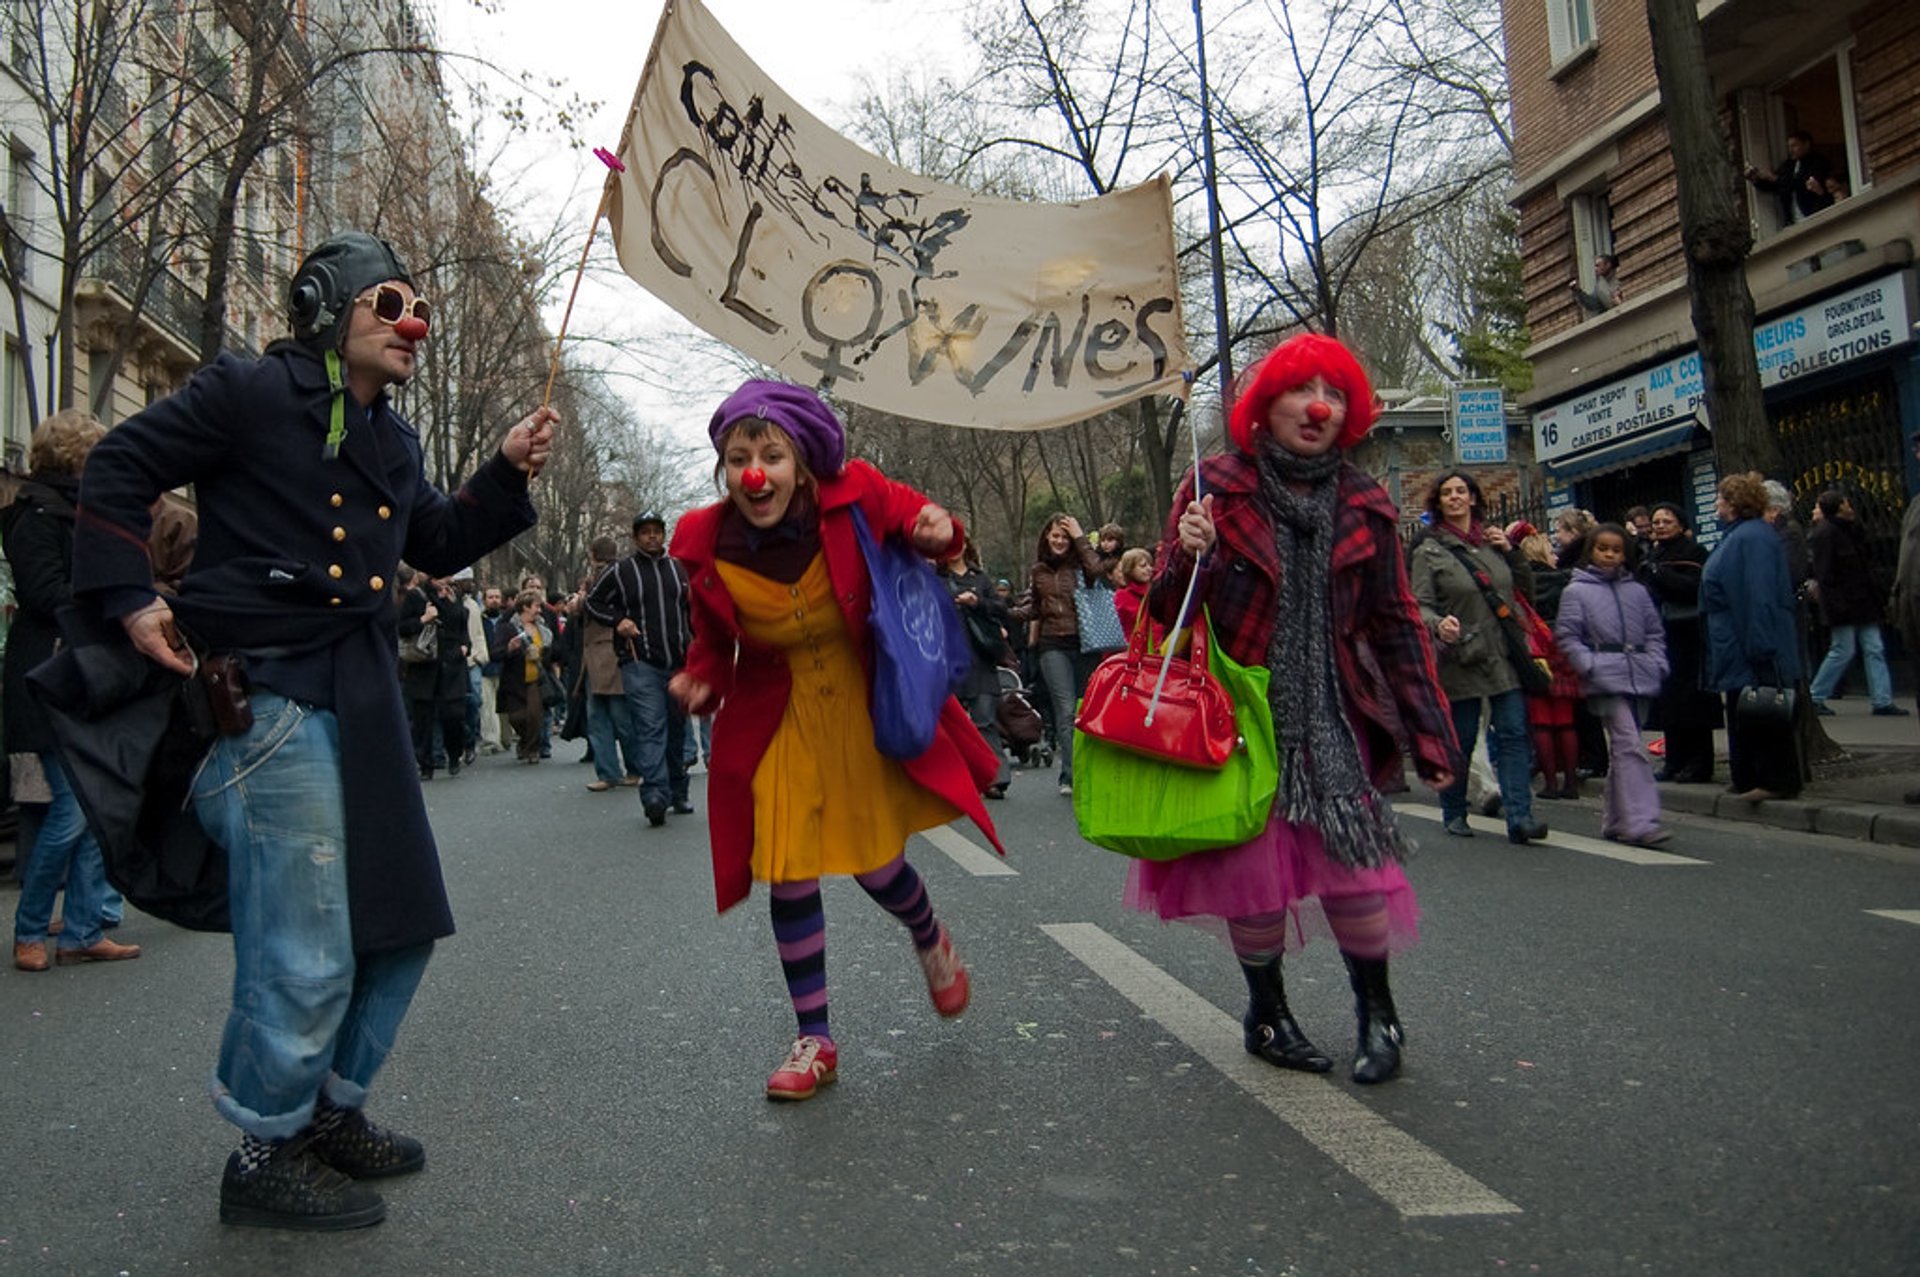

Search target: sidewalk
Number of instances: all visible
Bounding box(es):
[1653,696,1920,850]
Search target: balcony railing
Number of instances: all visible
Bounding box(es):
[85,236,206,352]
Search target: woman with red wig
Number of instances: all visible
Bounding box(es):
[1132,334,1461,1084]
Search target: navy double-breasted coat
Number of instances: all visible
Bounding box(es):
[70,341,536,954]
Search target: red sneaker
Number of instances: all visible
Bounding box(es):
[765,1036,837,1102]
[917,927,971,1018]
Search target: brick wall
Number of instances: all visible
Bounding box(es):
[1502,0,1660,177]
[1852,0,1920,181]
[1509,0,1920,347]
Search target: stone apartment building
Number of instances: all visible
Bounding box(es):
[1499,0,1918,566]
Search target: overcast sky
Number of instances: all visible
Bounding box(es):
[427,0,977,453]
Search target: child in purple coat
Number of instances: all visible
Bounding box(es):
[1554,524,1672,847]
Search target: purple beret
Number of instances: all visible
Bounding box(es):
[707,380,846,479]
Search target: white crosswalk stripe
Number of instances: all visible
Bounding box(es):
[918,824,1018,876]
[1865,909,1920,927]
[1042,922,1521,1219]
[1395,803,1710,866]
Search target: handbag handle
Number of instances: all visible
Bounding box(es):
[1146,406,1207,725]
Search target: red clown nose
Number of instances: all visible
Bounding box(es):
[1305,400,1333,424]
[394,315,429,342]
[741,467,768,494]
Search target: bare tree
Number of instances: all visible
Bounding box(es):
[0,0,209,419]
[169,0,594,365]
[1642,0,1780,477]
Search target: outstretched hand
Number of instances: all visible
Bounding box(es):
[504,405,560,477]
[910,503,954,556]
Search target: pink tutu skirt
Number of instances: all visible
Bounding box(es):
[1123,815,1420,955]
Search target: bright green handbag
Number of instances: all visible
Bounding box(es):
[1071,612,1279,859]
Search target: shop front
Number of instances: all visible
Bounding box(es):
[1533,268,1919,569]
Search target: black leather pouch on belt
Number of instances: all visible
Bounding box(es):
[200,653,253,737]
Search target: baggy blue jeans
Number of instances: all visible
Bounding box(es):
[191,694,432,1139]
[585,691,642,783]
[1439,688,1536,832]
[621,660,688,811]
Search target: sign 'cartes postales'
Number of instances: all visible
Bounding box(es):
[1533,271,1914,463]
[606,0,1191,431]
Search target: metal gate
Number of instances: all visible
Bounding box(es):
[1771,368,1906,592]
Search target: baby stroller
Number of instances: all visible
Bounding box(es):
[994,663,1049,768]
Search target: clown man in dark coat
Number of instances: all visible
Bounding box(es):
[71,231,557,1231]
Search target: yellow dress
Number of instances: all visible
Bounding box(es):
[716,553,959,882]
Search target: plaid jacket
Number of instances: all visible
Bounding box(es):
[1148,453,1461,790]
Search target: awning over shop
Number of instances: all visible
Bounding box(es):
[1542,420,1702,483]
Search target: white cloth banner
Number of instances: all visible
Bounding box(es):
[605,0,1190,431]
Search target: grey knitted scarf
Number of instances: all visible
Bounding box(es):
[1255,440,1412,869]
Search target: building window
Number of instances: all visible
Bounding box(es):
[88,347,114,424]
[6,138,33,287]
[2,338,25,467]
[1737,47,1863,239]
[1545,0,1595,65]
[1567,190,1616,313]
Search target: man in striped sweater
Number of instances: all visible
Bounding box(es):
[586,511,694,826]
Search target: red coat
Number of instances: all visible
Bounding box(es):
[671,460,1005,913]
[1114,580,1164,646]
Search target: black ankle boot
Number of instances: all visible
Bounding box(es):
[1239,956,1332,1073]
[1341,951,1404,1085]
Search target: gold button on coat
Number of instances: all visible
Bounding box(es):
[370,576,386,591]
[332,527,346,541]
[329,493,343,507]
[328,564,343,579]
[377,505,392,520]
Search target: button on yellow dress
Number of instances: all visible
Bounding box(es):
[716,553,959,883]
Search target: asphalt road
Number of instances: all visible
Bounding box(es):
[3,744,1917,1276]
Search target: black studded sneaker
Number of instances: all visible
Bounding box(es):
[307,1107,427,1179]
[219,1140,387,1231]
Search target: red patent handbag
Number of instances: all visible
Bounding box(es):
[1074,606,1238,769]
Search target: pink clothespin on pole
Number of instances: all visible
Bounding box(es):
[542,147,627,410]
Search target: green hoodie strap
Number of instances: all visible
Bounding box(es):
[323,350,347,459]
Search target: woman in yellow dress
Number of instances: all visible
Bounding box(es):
[669,381,1004,1102]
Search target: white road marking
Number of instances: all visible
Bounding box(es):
[1041,922,1521,1219]
[919,824,1018,876]
[1866,909,1920,927]
[1396,803,1709,866]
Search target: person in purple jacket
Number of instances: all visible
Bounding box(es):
[1553,525,1671,847]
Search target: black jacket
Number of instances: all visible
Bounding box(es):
[400,581,470,704]
[2,475,81,757]
[1809,517,1882,625]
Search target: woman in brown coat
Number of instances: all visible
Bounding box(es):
[1012,513,1104,794]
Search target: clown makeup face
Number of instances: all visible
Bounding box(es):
[722,425,803,528]
[1264,376,1345,457]
[340,279,426,392]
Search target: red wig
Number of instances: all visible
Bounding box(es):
[1227,333,1377,454]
